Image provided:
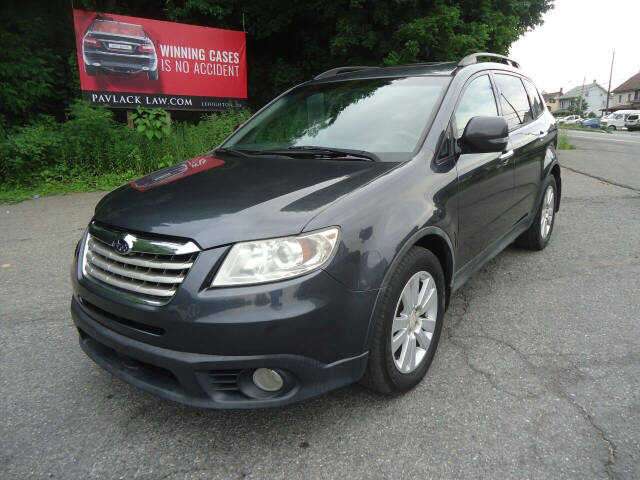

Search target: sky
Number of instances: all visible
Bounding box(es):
[509,0,640,94]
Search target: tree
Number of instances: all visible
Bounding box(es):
[568,97,588,118]
[1,0,555,127]
[164,0,555,107]
[0,0,77,129]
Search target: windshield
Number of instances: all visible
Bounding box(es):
[223,76,449,161]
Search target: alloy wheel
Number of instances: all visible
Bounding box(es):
[540,185,555,239]
[390,271,438,373]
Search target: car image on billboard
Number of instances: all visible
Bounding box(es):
[82,17,159,80]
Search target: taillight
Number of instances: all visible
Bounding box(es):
[139,43,154,53]
[83,36,101,47]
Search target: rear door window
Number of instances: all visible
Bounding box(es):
[494,74,533,130]
[454,75,498,138]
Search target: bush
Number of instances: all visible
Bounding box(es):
[557,131,574,150]
[0,101,250,190]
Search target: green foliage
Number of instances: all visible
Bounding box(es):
[0,0,556,200]
[163,0,554,106]
[129,106,171,140]
[0,1,76,128]
[1,0,555,128]
[0,101,250,195]
[557,131,574,150]
[588,111,597,118]
[568,97,588,117]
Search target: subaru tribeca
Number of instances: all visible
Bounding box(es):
[82,18,158,80]
[71,53,560,408]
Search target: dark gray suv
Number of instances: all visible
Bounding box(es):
[71,53,560,408]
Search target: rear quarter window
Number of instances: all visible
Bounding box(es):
[523,78,544,119]
[494,74,533,130]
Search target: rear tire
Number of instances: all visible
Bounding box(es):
[515,176,557,250]
[611,125,617,131]
[360,247,445,395]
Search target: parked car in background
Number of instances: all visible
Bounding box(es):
[624,113,640,131]
[601,111,638,130]
[559,115,583,125]
[71,53,560,408]
[580,118,601,129]
[82,17,158,80]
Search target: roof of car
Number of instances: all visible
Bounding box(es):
[310,53,522,84]
[309,62,458,82]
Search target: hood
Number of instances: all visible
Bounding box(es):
[93,153,396,249]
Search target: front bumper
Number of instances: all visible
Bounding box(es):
[71,240,377,408]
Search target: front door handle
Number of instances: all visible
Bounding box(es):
[499,150,514,161]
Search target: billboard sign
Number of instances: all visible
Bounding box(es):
[72,9,247,111]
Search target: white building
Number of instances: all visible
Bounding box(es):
[557,81,611,116]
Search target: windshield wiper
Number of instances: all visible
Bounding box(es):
[286,146,379,162]
[251,146,379,162]
[215,147,251,158]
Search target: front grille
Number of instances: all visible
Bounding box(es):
[82,229,198,304]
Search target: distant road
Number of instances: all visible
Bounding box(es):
[561,129,640,191]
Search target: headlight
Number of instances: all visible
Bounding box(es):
[211,227,340,287]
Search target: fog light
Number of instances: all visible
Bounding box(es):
[252,368,283,392]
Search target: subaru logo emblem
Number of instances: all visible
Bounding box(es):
[114,238,131,254]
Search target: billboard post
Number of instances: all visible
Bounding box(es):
[72,9,247,112]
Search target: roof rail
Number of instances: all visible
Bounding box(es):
[314,66,379,80]
[458,52,520,69]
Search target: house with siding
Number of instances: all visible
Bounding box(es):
[542,89,563,114]
[610,72,640,111]
[557,81,611,116]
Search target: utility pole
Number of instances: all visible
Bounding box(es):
[605,51,615,115]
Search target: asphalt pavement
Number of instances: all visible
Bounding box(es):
[562,129,640,191]
[1,138,639,479]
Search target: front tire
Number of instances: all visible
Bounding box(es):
[360,247,445,395]
[516,176,557,250]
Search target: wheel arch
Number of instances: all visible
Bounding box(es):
[550,163,561,211]
[543,146,562,212]
[364,226,455,351]
[379,227,454,310]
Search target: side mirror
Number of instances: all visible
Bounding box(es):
[459,116,508,154]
